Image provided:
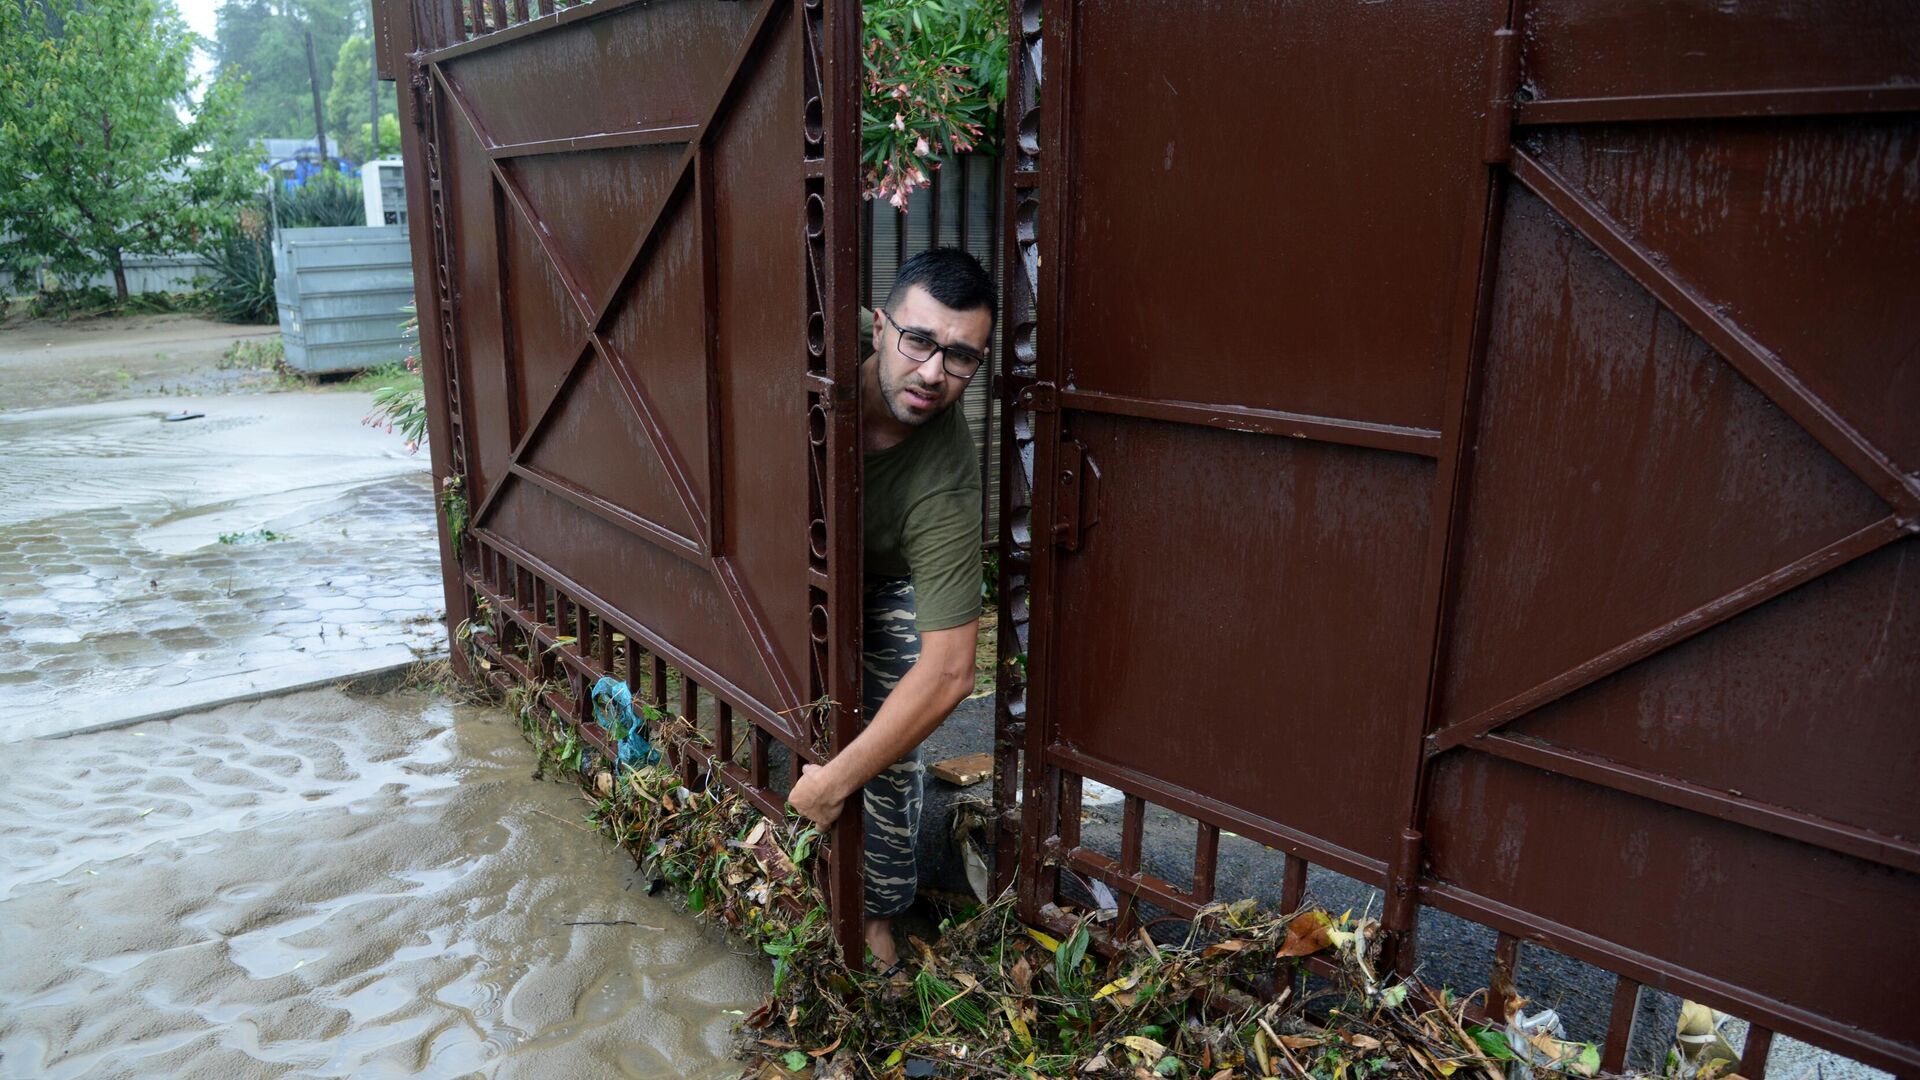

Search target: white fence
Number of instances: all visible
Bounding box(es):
[1,249,213,297]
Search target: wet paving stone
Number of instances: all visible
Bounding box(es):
[1,478,443,733]
[0,396,447,739]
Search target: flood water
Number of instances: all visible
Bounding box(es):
[0,687,768,1078]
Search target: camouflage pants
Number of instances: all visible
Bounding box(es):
[861,576,924,919]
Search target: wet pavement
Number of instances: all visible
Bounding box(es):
[0,393,446,740]
[0,313,281,411]
[0,687,768,1078]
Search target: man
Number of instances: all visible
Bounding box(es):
[786,247,993,969]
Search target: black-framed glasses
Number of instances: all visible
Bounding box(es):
[880,309,987,379]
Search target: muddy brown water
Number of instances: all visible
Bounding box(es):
[0,688,769,1078]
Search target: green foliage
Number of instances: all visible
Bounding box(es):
[357,114,402,164]
[0,0,254,300]
[219,528,286,544]
[324,35,397,162]
[213,0,359,142]
[201,209,277,323]
[274,170,364,227]
[24,285,202,320]
[862,0,1007,209]
[440,474,467,549]
[364,308,427,451]
[220,336,286,370]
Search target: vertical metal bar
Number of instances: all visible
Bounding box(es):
[1112,890,1139,943]
[650,653,667,712]
[623,635,639,693]
[696,146,726,557]
[967,152,993,542]
[821,0,868,966]
[1378,2,1516,977]
[1014,0,1071,929]
[1058,771,1082,849]
[927,159,943,248]
[492,175,524,448]
[1601,976,1641,1074]
[894,202,908,281]
[508,0,528,24]
[391,39,475,674]
[679,675,699,784]
[1190,821,1220,905]
[751,727,771,790]
[1281,855,1307,913]
[717,701,735,763]
[1489,932,1521,1021]
[862,198,874,309]
[596,612,613,673]
[531,589,551,682]
[534,0,553,15]
[1745,1027,1775,1080]
[1118,794,1144,877]
[956,153,970,260]
[990,0,1036,902]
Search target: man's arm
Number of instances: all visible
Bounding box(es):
[787,617,978,825]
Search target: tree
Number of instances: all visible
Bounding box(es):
[213,0,357,141]
[0,0,255,300]
[325,34,396,162]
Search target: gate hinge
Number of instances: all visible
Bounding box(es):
[1482,27,1521,164]
[1052,438,1099,551]
[409,65,430,130]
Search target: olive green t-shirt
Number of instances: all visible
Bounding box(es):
[860,308,984,632]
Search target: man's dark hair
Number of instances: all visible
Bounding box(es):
[884,247,996,325]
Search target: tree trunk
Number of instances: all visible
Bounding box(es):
[110,248,128,303]
[304,29,330,166]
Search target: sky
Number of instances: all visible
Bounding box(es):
[172,0,222,103]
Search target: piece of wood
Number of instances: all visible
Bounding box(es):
[930,752,993,787]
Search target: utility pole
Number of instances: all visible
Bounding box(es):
[304,28,330,166]
[370,34,381,158]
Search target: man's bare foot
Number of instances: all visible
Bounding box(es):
[865,916,898,969]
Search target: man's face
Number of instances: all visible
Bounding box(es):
[871,285,993,428]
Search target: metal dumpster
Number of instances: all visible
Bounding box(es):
[273,225,415,374]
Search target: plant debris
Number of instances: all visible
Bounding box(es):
[494,682,1646,1080]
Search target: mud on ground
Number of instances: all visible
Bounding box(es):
[0,687,770,1078]
[0,313,280,412]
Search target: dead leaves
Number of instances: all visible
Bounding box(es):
[1277,910,1336,958]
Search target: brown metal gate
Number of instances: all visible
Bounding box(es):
[376,0,869,957]
[993,2,1920,1075]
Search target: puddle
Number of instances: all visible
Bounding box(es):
[0,688,768,1078]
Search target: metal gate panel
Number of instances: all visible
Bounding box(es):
[1053,2,1496,433]
[1434,185,1892,728]
[1525,118,1920,479]
[386,0,867,956]
[1000,0,1920,1073]
[1048,413,1433,865]
[1517,0,1920,113]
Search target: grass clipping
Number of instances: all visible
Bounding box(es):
[521,708,1617,1080]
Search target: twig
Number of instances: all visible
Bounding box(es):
[562,919,662,930]
[530,806,596,834]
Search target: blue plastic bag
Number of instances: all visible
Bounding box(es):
[591,675,659,768]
